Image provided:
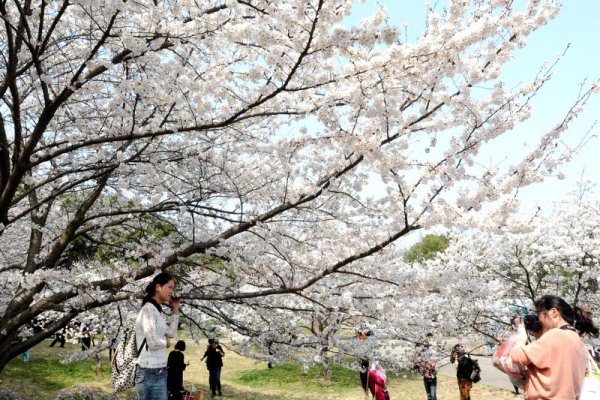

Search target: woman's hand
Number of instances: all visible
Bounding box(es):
[171,298,181,315]
[516,320,528,345]
[508,319,529,364]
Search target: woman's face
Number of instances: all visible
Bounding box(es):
[155,279,175,303]
[537,307,560,331]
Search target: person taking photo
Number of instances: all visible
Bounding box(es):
[202,337,225,397]
[510,295,599,400]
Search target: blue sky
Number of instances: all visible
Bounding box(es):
[348,1,600,214]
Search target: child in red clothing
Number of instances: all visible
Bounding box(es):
[367,361,390,400]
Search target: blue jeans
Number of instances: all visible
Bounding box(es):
[136,367,168,400]
[208,367,222,394]
[22,350,30,363]
[424,376,437,400]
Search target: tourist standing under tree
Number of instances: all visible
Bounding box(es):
[80,326,93,351]
[510,295,599,400]
[167,340,188,400]
[414,343,437,400]
[202,338,225,397]
[450,344,476,400]
[356,329,370,394]
[135,272,180,400]
[49,329,66,348]
[18,324,34,363]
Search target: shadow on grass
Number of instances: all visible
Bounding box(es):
[2,357,99,393]
[0,344,115,399]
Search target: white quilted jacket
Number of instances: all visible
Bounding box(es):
[135,301,179,368]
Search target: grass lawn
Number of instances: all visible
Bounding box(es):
[0,339,518,399]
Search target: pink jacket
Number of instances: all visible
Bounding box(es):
[510,327,587,400]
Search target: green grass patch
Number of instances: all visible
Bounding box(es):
[0,344,117,399]
[236,363,362,389]
[3,356,107,393]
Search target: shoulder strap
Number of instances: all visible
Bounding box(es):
[135,305,150,356]
[137,337,147,356]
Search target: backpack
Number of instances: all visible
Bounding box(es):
[470,358,481,383]
[111,327,147,393]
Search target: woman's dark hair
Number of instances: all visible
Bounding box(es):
[174,340,186,351]
[142,272,174,305]
[535,295,599,337]
[573,307,599,337]
[450,344,463,363]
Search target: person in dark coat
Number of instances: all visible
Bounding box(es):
[49,329,66,348]
[167,340,188,400]
[80,326,93,351]
[355,329,369,393]
[450,344,476,400]
[201,338,225,397]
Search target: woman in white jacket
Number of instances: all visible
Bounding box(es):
[135,272,180,400]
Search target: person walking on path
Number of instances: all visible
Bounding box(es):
[414,344,437,400]
[451,344,476,400]
[167,340,189,400]
[510,295,599,400]
[135,272,181,400]
[202,337,225,397]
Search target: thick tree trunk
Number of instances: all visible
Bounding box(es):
[0,329,51,373]
[319,345,331,377]
[0,314,75,374]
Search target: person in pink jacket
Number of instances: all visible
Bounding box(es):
[368,360,390,400]
[510,295,599,400]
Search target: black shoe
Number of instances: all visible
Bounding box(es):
[218,391,222,396]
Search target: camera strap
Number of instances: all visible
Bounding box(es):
[559,324,576,332]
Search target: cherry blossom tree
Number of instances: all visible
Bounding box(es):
[417,195,600,342]
[0,0,597,372]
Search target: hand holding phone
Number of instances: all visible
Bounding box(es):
[171,296,181,314]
